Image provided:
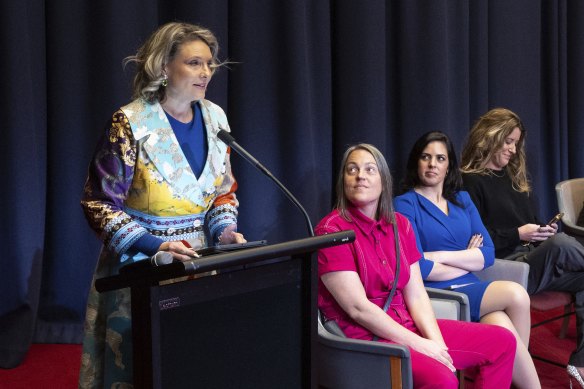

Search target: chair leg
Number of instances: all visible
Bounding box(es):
[560,304,572,339]
[529,303,575,367]
[458,370,465,389]
[531,306,574,332]
[389,356,403,389]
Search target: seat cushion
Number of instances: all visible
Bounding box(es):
[530,291,573,311]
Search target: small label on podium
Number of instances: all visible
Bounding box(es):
[159,297,180,310]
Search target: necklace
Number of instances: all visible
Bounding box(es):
[489,169,505,178]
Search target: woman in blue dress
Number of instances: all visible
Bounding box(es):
[394,131,539,389]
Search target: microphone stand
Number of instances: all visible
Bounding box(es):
[218,129,314,237]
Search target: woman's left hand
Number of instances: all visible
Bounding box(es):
[519,223,555,242]
[466,233,483,249]
[409,337,455,372]
[535,224,556,240]
[218,224,247,244]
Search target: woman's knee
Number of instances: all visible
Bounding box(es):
[483,281,530,312]
[412,348,460,389]
[505,281,530,309]
[552,232,573,245]
[546,232,582,254]
[547,233,584,270]
[413,367,458,389]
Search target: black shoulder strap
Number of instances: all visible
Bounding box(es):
[322,219,402,341]
[372,219,401,341]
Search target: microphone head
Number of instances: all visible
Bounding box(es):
[217,129,236,146]
[151,251,174,266]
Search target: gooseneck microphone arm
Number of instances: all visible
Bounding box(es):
[217,129,314,237]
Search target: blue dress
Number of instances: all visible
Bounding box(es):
[394,190,495,321]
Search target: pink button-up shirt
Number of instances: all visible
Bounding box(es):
[316,206,422,340]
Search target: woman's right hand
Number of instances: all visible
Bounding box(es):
[410,336,455,372]
[466,233,483,249]
[218,225,247,244]
[158,241,200,262]
[518,223,555,243]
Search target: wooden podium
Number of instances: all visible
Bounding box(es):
[95,230,355,389]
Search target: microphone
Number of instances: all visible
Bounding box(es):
[119,251,174,273]
[217,129,314,237]
[150,251,174,266]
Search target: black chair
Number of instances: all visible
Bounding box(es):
[316,289,468,389]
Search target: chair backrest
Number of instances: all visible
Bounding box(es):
[426,288,470,322]
[556,178,584,226]
[473,258,529,290]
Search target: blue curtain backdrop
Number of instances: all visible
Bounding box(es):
[1,0,583,368]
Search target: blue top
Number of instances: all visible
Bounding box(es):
[394,190,495,289]
[167,102,208,178]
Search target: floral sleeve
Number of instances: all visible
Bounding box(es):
[206,146,239,242]
[80,110,149,255]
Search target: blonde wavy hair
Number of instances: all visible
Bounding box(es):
[460,107,530,192]
[124,22,223,103]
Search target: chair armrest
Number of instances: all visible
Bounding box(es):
[473,258,529,289]
[318,321,410,357]
[563,220,584,237]
[430,298,462,321]
[426,287,470,322]
[317,320,413,389]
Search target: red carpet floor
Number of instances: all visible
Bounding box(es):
[0,344,81,389]
[0,306,576,388]
[530,305,576,389]
[464,305,576,389]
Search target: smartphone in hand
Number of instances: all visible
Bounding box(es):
[543,212,564,226]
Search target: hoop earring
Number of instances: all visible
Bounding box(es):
[161,75,168,87]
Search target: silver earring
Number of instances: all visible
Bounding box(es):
[161,75,168,87]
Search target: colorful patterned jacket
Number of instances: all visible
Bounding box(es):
[81,98,239,266]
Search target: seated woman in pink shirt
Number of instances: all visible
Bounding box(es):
[316,143,516,388]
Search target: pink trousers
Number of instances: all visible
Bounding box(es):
[407,319,516,388]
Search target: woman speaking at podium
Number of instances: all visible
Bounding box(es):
[79,22,245,387]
